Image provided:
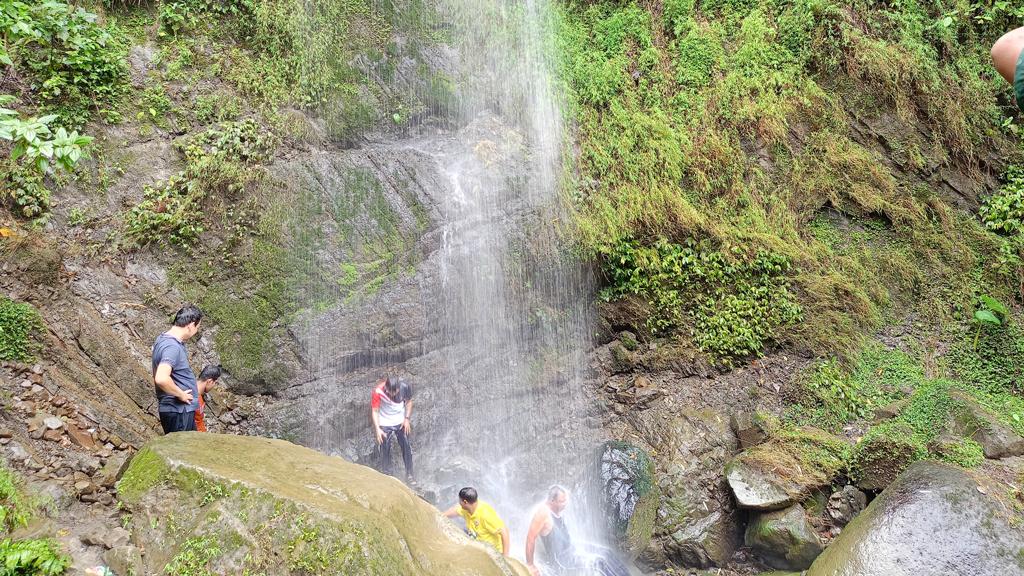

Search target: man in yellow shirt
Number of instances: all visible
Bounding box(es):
[443,487,510,556]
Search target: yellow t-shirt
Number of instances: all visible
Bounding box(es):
[459,501,505,553]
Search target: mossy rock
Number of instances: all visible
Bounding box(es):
[594,441,660,558]
[117,433,528,575]
[745,504,824,570]
[726,427,849,510]
[807,461,1024,575]
[849,422,922,491]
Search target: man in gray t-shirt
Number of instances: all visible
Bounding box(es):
[152,305,203,434]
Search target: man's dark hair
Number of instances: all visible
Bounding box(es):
[547,485,567,502]
[198,364,222,382]
[384,376,399,395]
[173,305,203,327]
[458,487,478,504]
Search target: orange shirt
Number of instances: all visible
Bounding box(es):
[194,395,207,432]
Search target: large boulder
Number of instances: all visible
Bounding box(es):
[117,433,528,576]
[593,441,660,559]
[726,427,848,510]
[807,460,1024,576]
[745,504,824,570]
[628,409,743,569]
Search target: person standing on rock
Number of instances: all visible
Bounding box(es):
[194,364,221,432]
[152,305,203,434]
[443,486,510,557]
[524,486,628,576]
[992,27,1024,112]
[371,375,414,481]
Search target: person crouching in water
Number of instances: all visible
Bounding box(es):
[371,376,414,482]
[443,486,510,557]
[194,364,221,432]
[525,485,628,576]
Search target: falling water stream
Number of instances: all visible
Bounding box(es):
[284,0,615,566]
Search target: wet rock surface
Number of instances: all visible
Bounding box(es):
[593,440,660,559]
[807,460,1024,576]
[950,390,1024,459]
[119,432,529,576]
[745,503,824,570]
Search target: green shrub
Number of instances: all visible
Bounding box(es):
[0,1,129,127]
[601,237,801,361]
[980,166,1024,236]
[0,298,43,363]
[0,465,33,533]
[0,538,69,576]
[125,175,204,247]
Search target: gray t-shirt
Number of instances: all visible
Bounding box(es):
[151,333,199,414]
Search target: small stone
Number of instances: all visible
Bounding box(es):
[55,467,73,478]
[51,396,67,407]
[31,363,43,374]
[97,453,131,488]
[75,481,98,495]
[30,427,46,440]
[827,485,867,527]
[28,373,42,384]
[220,411,238,425]
[98,430,109,443]
[73,471,89,482]
[0,438,10,445]
[19,379,32,388]
[108,434,124,447]
[42,429,63,442]
[67,425,97,450]
[731,412,770,449]
[104,443,115,451]
[43,416,64,430]
[0,429,12,439]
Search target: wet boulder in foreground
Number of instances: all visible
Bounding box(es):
[117,432,528,576]
[807,460,1024,576]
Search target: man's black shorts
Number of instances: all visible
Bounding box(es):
[159,411,197,434]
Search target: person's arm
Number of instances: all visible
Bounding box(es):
[992,27,1024,84]
[154,363,192,404]
[499,526,510,557]
[402,399,413,435]
[442,504,461,518]
[371,408,384,444]
[370,386,384,444]
[525,508,548,574]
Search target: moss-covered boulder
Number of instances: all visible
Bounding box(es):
[594,441,660,559]
[808,461,1024,576]
[849,422,922,491]
[117,433,528,576]
[745,504,824,570]
[725,427,849,510]
[950,390,1024,459]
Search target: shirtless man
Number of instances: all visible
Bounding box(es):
[992,27,1024,112]
[524,486,628,576]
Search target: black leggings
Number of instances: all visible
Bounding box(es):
[379,424,413,478]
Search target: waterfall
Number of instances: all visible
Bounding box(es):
[275,0,607,562]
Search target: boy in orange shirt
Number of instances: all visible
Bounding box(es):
[194,365,222,432]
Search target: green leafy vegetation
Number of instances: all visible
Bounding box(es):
[0,96,92,220]
[164,535,220,576]
[0,465,33,533]
[980,167,1024,235]
[0,538,69,576]
[0,297,43,363]
[0,1,129,127]
[601,238,801,361]
[557,0,1023,362]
